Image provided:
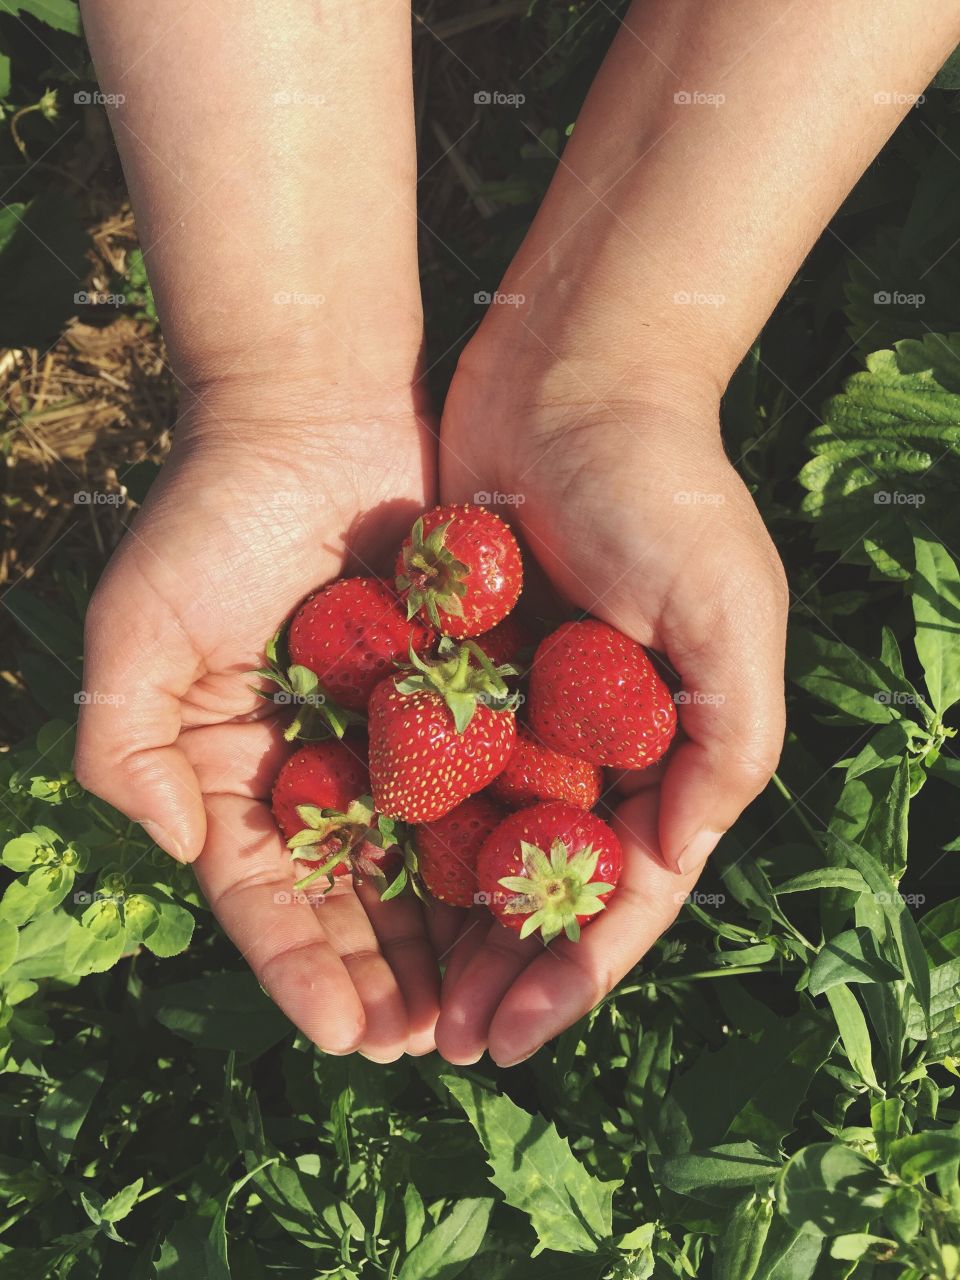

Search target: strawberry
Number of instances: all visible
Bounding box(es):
[472,613,537,669]
[270,739,398,885]
[368,639,518,823]
[477,801,623,942]
[528,619,677,769]
[414,794,505,907]
[288,577,434,712]
[490,726,602,811]
[395,504,523,638]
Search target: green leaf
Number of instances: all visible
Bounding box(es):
[0,0,80,33]
[442,1073,618,1255]
[778,1142,891,1235]
[396,1197,493,1279]
[100,1178,144,1223]
[653,1142,781,1200]
[713,1193,774,1280]
[788,631,910,724]
[905,959,960,1058]
[888,1128,960,1183]
[776,869,868,895]
[825,984,879,1088]
[919,898,960,963]
[35,1062,106,1171]
[871,1097,903,1162]
[913,535,960,712]
[843,721,912,781]
[808,928,903,995]
[0,921,19,976]
[152,971,293,1056]
[141,899,195,958]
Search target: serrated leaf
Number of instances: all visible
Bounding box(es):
[100,1177,144,1223]
[443,1073,618,1254]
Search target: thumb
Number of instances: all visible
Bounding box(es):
[74,568,206,862]
[657,557,788,875]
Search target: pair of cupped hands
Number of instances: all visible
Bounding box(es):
[74,307,789,1067]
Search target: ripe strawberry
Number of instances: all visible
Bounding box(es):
[414,794,505,907]
[472,614,537,669]
[477,801,623,942]
[490,726,602,811]
[528,619,677,769]
[288,577,433,712]
[395,504,523,638]
[270,739,397,883]
[368,639,518,822]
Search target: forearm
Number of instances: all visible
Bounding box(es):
[481,0,960,392]
[80,0,422,396]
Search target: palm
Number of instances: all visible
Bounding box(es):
[79,407,448,1059]
[434,389,787,1065]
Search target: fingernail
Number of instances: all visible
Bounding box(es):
[495,1045,540,1069]
[140,820,188,862]
[675,828,723,876]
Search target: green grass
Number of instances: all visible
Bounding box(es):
[0,3,959,1277]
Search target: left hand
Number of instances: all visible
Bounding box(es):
[432,343,788,1066]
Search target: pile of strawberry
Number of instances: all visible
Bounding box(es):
[262,504,677,943]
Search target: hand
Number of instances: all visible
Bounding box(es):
[433,345,788,1065]
[76,381,445,1060]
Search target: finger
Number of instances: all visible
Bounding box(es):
[179,718,290,799]
[422,898,467,961]
[354,878,441,1056]
[195,794,365,1054]
[605,761,665,800]
[658,559,787,874]
[312,883,411,1063]
[438,909,490,991]
[434,922,541,1066]
[75,569,206,862]
[487,791,700,1066]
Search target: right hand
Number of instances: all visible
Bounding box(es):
[76,381,447,1060]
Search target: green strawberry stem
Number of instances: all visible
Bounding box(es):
[498,838,613,944]
[394,637,518,733]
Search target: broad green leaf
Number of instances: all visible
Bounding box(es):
[883,1185,922,1244]
[36,1062,106,1171]
[140,899,195,958]
[151,971,292,1056]
[829,1233,886,1261]
[843,721,911,781]
[0,921,19,976]
[808,928,902,995]
[788,630,900,724]
[913,536,960,712]
[653,1142,781,1200]
[871,1098,903,1162]
[919,899,960,963]
[397,1197,493,1279]
[443,1073,619,1255]
[825,984,879,1088]
[776,869,868,895]
[778,1143,891,1235]
[0,0,80,33]
[63,921,126,976]
[750,1213,824,1280]
[905,959,960,1057]
[889,1129,960,1183]
[713,1193,773,1280]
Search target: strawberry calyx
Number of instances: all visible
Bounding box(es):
[396,517,469,630]
[497,838,614,943]
[394,637,519,733]
[253,630,364,742]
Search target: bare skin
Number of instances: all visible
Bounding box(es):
[76,0,960,1064]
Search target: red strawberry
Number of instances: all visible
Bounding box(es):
[395,504,523,638]
[288,577,433,711]
[270,739,396,882]
[490,726,602,811]
[472,614,537,668]
[477,801,623,942]
[414,794,505,907]
[528,619,677,769]
[368,639,518,822]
